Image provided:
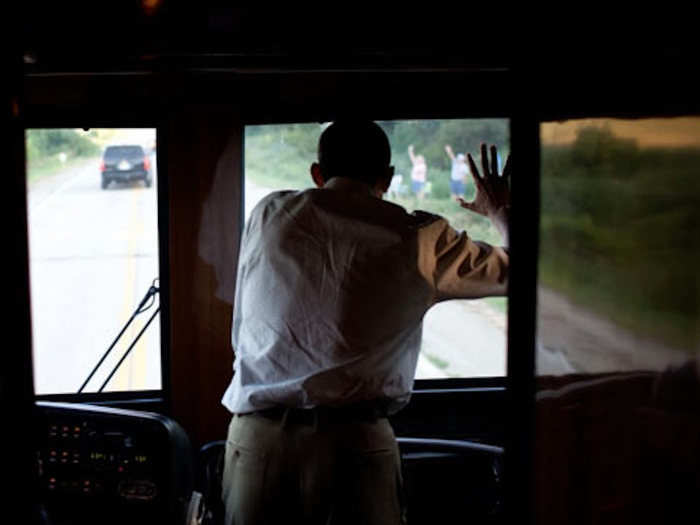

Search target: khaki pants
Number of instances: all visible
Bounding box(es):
[222,411,406,525]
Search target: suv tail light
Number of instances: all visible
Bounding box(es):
[143,156,151,171]
[99,160,105,172]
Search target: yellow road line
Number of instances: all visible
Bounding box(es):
[130,193,148,390]
[112,187,148,390]
[102,128,157,392]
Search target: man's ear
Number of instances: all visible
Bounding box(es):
[377,166,395,194]
[310,162,325,188]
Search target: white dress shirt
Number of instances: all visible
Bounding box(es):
[221,177,508,415]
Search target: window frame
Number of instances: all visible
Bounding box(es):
[241,115,511,392]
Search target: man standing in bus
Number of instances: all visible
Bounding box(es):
[221,120,510,525]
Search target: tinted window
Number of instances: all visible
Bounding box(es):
[104,145,145,160]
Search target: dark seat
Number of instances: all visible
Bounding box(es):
[197,440,227,525]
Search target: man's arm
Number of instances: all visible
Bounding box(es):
[418,219,509,301]
[417,143,510,301]
[445,144,455,161]
[408,144,417,164]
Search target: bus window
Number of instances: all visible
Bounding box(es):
[26,128,161,395]
[538,117,700,375]
[535,117,700,524]
[244,119,509,380]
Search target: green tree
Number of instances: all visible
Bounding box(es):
[26,129,99,161]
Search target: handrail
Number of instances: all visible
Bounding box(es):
[198,437,503,458]
[396,437,503,456]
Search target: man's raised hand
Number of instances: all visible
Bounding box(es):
[457,143,511,218]
[457,143,511,246]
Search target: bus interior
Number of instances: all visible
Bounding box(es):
[6,8,700,525]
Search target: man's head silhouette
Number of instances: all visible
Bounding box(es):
[311,120,394,195]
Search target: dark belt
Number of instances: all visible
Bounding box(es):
[243,402,389,425]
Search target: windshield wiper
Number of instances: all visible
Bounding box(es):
[78,278,160,394]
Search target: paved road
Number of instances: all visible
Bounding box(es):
[536,287,690,375]
[28,147,161,395]
[420,300,506,378]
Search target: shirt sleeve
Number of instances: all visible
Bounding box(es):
[416,217,509,302]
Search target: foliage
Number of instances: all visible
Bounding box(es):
[245,119,509,246]
[378,119,509,180]
[570,124,640,174]
[26,129,100,163]
[540,125,700,351]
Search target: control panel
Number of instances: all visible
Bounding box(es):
[36,402,193,525]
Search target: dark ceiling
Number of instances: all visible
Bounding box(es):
[19,6,695,75]
[18,6,507,73]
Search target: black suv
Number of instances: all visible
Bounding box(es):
[100,145,153,189]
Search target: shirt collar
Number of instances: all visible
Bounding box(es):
[323,176,375,196]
